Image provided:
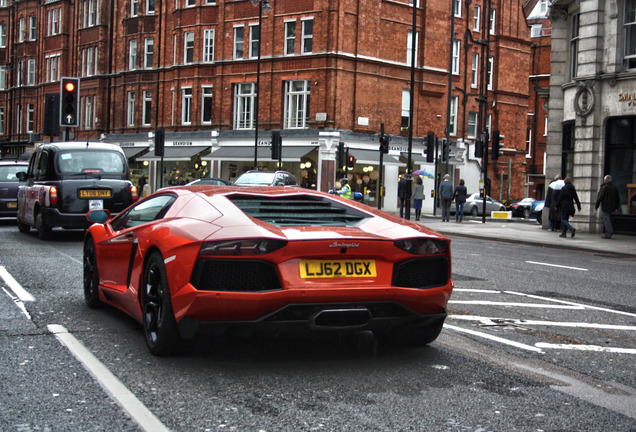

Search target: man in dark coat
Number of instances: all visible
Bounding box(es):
[555,177,581,238]
[545,174,562,231]
[595,174,621,238]
[398,176,409,218]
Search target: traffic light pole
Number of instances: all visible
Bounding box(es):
[378,123,385,210]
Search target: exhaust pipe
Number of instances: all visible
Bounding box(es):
[311,308,372,329]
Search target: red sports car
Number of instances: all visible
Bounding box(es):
[83,185,453,355]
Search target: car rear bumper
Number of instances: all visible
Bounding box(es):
[0,199,18,217]
[42,207,118,229]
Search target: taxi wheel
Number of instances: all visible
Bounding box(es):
[83,237,102,309]
[142,252,179,356]
[36,212,51,240]
[17,215,30,233]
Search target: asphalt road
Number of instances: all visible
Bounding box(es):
[1,220,635,432]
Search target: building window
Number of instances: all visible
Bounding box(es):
[145,38,154,68]
[19,18,25,43]
[452,40,460,74]
[46,54,61,82]
[407,30,418,66]
[471,53,479,87]
[487,56,494,90]
[531,24,542,38]
[201,86,213,124]
[249,24,260,59]
[302,19,313,54]
[234,27,244,59]
[0,69,5,90]
[29,16,37,41]
[454,0,461,17]
[234,83,255,130]
[539,0,549,15]
[27,104,35,133]
[625,1,636,69]
[16,61,23,87]
[284,80,310,129]
[285,21,296,55]
[401,89,410,130]
[489,9,496,35]
[0,24,6,48]
[186,0,195,6]
[526,127,532,156]
[181,87,192,125]
[450,96,458,136]
[143,90,152,126]
[473,5,481,32]
[0,107,4,135]
[147,0,155,14]
[16,104,22,134]
[127,91,136,127]
[129,39,138,70]
[203,29,214,63]
[27,60,36,85]
[184,31,195,64]
[84,96,93,129]
[468,112,478,138]
[84,0,99,27]
[131,0,139,17]
[48,8,62,36]
[570,13,579,78]
[83,47,96,76]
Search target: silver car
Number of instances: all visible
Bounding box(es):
[451,193,506,216]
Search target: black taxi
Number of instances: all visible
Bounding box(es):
[16,142,138,239]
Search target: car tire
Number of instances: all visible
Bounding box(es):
[16,213,30,233]
[536,211,542,224]
[470,206,479,217]
[142,251,180,356]
[523,208,530,219]
[374,319,445,347]
[36,212,51,240]
[83,237,103,309]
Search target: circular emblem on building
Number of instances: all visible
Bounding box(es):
[574,82,595,117]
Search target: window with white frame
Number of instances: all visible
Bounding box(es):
[203,29,214,63]
[487,56,494,90]
[570,13,579,77]
[409,0,420,6]
[234,83,255,129]
[407,30,418,66]
[401,89,410,130]
[16,104,22,134]
[84,0,98,27]
[0,69,5,90]
[205,0,215,4]
[471,53,479,87]
[489,9,496,35]
[48,8,62,36]
[234,27,244,59]
[184,31,194,63]
[129,39,137,70]
[526,128,532,156]
[625,2,636,69]
[27,59,36,85]
[181,87,192,124]
[0,107,4,134]
[0,25,6,47]
[82,47,95,76]
[454,0,461,17]
[29,16,36,41]
[127,91,135,127]
[147,0,155,14]
[145,38,154,68]
[468,112,478,138]
[143,90,152,125]
[131,0,139,17]
[450,96,458,136]
[302,19,313,53]
[83,96,93,129]
[16,61,23,87]
[27,103,34,133]
[201,86,213,124]
[19,18,25,43]
[539,0,549,15]
[186,0,195,6]
[531,24,542,38]
[46,54,61,82]
[452,40,460,74]
[249,24,259,59]
[284,80,310,129]
[285,21,296,55]
[473,5,481,31]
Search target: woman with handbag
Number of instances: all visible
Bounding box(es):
[556,177,581,238]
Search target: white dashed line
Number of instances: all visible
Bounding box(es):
[0,265,35,302]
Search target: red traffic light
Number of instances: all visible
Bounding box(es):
[64,82,75,92]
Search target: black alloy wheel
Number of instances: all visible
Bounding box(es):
[142,252,179,356]
[83,237,102,308]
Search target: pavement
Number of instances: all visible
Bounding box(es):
[398,212,636,257]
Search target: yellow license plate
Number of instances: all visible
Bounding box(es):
[80,189,111,198]
[299,260,377,278]
[8,202,17,208]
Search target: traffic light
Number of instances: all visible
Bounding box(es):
[271,131,282,160]
[379,134,390,154]
[60,77,80,127]
[426,132,435,162]
[337,142,345,169]
[492,130,504,160]
[347,155,356,169]
[155,128,165,157]
[474,140,483,158]
[441,139,450,162]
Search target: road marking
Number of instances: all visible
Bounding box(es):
[47,325,171,432]
[2,287,32,320]
[448,300,583,309]
[0,265,35,302]
[525,260,588,271]
[449,315,636,331]
[505,291,636,318]
[453,288,501,294]
[535,343,636,355]
[444,324,545,353]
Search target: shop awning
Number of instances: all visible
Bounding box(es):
[140,146,210,161]
[122,146,149,159]
[205,146,317,161]
[349,148,401,165]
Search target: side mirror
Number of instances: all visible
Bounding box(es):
[86,209,111,224]
[16,171,27,181]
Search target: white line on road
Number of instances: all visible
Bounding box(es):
[47,324,171,432]
[448,315,636,331]
[2,287,32,320]
[525,260,588,271]
[444,324,545,353]
[0,265,35,302]
[535,343,636,355]
[505,290,636,318]
[448,300,584,309]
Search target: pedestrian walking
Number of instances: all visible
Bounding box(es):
[398,176,409,218]
[438,174,453,222]
[595,174,621,238]
[453,179,467,222]
[545,174,563,231]
[411,177,425,221]
[555,177,581,238]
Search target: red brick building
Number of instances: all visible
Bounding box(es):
[0,0,535,213]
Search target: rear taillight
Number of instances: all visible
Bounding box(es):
[199,239,287,256]
[49,186,58,205]
[395,238,449,255]
[130,185,138,202]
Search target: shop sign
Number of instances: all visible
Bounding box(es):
[172,141,193,146]
[618,92,636,107]
[118,142,136,147]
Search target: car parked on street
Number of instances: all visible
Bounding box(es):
[186,178,232,186]
[234,170,298,186]
[83,185,453,355]
[451,193,506,216]
[531,200,545,224]
[17,142,138,239]
[509,197,537,218]
[0,159,29,218]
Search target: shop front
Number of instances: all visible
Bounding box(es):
[140,142,211,191]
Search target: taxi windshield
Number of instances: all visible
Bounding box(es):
[56,151,126,175]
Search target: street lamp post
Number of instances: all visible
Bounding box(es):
[251,0,272,170]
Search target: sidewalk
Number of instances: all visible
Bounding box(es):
[399,212,636,257]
